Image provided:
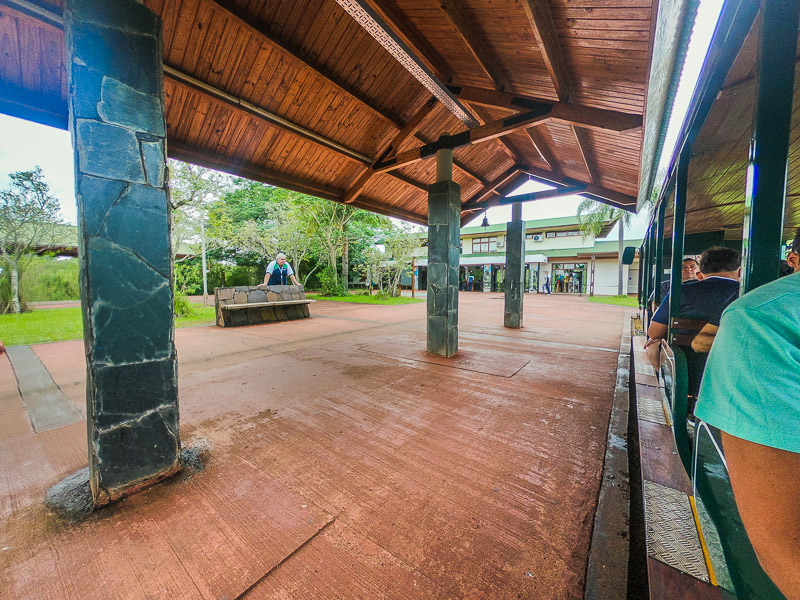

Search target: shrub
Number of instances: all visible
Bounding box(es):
[319,266,347,296]
[174,293,193,317]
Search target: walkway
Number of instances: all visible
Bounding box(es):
[0,293,629,599]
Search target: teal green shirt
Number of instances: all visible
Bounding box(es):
[695,271,800,453]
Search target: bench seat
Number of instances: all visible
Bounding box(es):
[220,299,314,310]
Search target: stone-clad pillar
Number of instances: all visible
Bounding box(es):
[504,203,525,328]
[427,148,460,357]
[65,0,180,505]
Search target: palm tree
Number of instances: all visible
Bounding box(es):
[577,198,633,295]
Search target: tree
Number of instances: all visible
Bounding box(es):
[358,227,418,297]
[0,167,62,313]
[577,198,633,295]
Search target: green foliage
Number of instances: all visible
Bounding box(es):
[174,293,193,317]
[19,256,80,302]
[0,166,63,313]
[0,305,217,346]
[318,265,347,296]
[587,294,639,307]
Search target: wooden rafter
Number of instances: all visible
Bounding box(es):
[334,0,479,127]
[345,97,438,203]
[437,0,509,91]
[521,166,636,209]
[165,68,429,199]
[469,104,524,163]
[461,166,523,210]
[168,140,343,202]
[521,0,602,184]
[374,108,553,173]
[572,127,600,184]
[448,86,643,132]
[525,128,557,172]
[521,0,572,102]
[164,66,371,164]
[363,0,456,84]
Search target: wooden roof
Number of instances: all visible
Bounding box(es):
[658,15,800,241]
[0,0,656,225]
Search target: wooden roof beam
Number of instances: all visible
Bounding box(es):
[525,128,557,172]
[164,66,372,164]
[520,166,637,210]
[521,0,604,185]
[168,140,343,203]
[572,126,599,184]
[335,0,479,127]
[202,0,404,129]
[362,0,456,84]
[437,0,510,91]
[345,97,439,203]
[375,107,552,173]
[469,104,525,164]
[521,0,572,102]
[166,67,423,196]
[447,86,642,132]
[462,166,523,210]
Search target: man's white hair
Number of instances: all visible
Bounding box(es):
[276,253,286,260]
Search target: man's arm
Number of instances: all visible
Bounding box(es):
[722,432,800,598]
[290,274,299,285]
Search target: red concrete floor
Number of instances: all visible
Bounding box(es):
[0,293,631,600]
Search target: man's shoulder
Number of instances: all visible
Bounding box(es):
[726,272,800,313]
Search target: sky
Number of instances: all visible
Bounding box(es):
[0,0,721,246]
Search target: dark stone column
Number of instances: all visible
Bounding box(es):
[65,0,180,505]
[504,204,525,328]
[427,166,460,357]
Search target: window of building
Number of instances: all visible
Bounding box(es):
[472,236,497,253]
[545,232,556,238]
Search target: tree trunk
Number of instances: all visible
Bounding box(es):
[10,260,21,314]
[342,237,349,290]
[617,221,625,296]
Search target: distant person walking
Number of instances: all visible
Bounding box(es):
[264,253,299,286]
[468,273,475,291]
[543,273,551,294]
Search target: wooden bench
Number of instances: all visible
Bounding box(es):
[214,285,313,327]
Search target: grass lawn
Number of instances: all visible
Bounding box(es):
[0,305,217,347]
[587,294,640,307]
[308,293,424,305]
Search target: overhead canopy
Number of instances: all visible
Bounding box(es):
[643,3,800,241]
[0,0,657,225]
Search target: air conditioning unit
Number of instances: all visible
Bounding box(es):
[532,234,543,242]
[497,240,505,248]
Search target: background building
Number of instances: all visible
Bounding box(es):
[410,216,641,295]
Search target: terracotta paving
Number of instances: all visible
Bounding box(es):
[0,293,630,599]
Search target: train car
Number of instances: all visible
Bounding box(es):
[631,0,800,598]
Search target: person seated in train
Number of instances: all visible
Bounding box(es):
[644,246,741,395]
[693,229,800,598]
[649,257,699,312]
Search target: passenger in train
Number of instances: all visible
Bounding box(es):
[693,229,800,598]
[649,257,700,311]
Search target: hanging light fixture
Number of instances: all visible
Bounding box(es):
[481,210,489,229]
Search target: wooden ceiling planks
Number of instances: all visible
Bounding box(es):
[0,0,658,224]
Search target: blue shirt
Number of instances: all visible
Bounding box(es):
[694,272,800,452]
[651,276,740,326]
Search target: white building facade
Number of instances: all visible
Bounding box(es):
[410,216,641,296]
